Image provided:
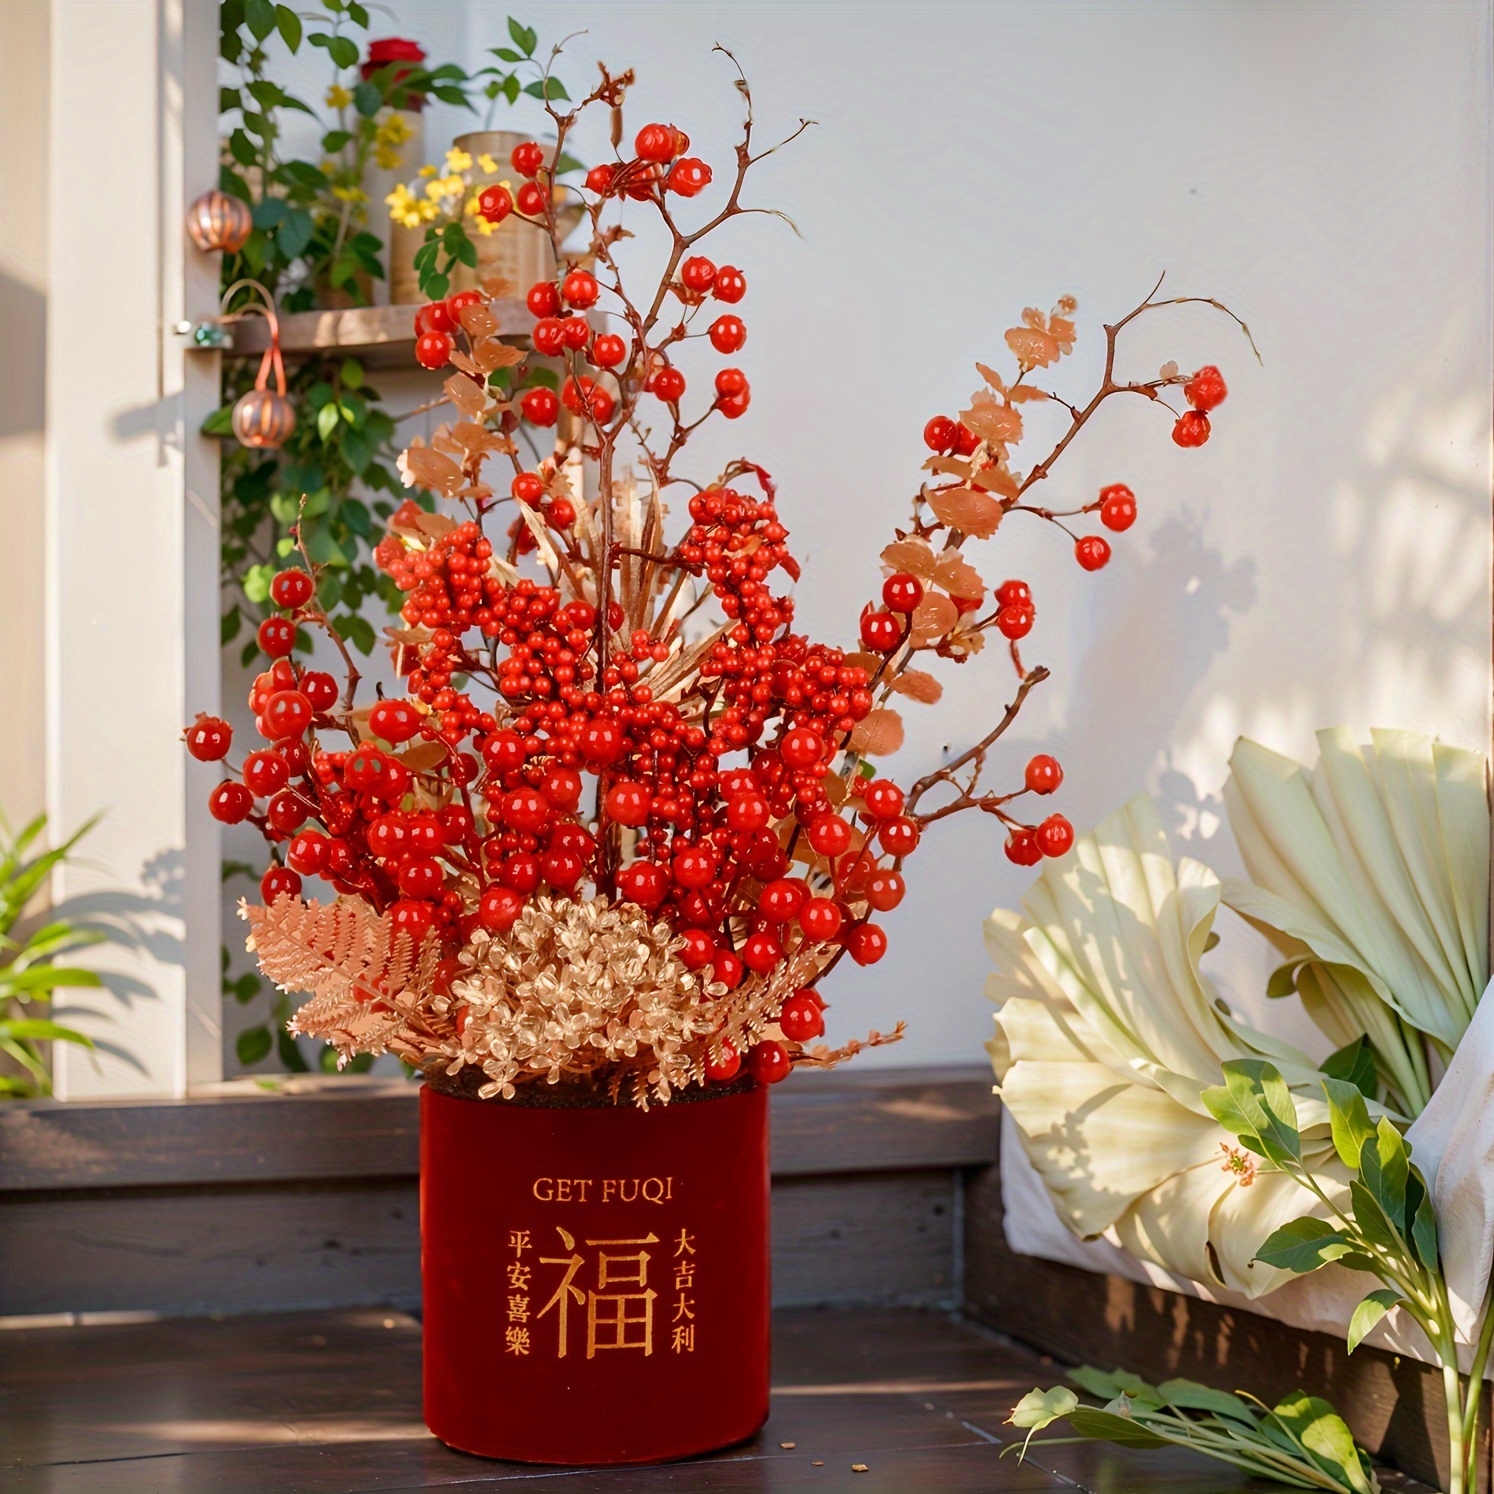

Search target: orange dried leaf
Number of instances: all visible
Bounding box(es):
[1004,325,1061,370]
[889,669,943,704]
[971,465,1020,500]
[975,361,1007,394]
[933,550,985,600]
[472,339,525,373]
[412,510,458,539]
[843,651,883,675]
[850,708,904,757]
[403,447,466,497]
[923,455,973,481]
[927,486,1003,539]
[399,740,449,773]
[910,592,958,643]
[445,373,488,421]
[960,393,1022,446]
[880,538,936,579]
[1007,385,1049,403]
[479,275,514,300]
[458,303,499,338]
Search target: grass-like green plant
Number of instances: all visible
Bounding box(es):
[0,812,101,1097]
[1008,1368,1379,1492]
[1203,1058,1494,1494]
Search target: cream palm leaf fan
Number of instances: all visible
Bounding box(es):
[1223,728,1488,1116]
[988,796,1375,1298]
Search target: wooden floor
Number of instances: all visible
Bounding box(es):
[1,1306,1433,1492]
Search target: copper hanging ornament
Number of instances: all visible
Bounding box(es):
[222,281,296,451]
[185,190,253,254]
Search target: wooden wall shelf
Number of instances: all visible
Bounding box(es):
[224,299,531,370]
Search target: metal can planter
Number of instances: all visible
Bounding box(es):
[420,1077,770,1465]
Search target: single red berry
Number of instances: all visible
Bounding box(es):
[678,929,716,970]
[541,846,586,890]
[1099,483,1137,532]
[243,749,289,797]
[681,255,716,292]
[779,991,825,1043]
[878,816,920,856]
[1185,364,1228,412]
[415,331,453,370]
[997,604,1035,641]
[882,573,923,613]
[667,157,712,197]
[510,140,546,177]
[520,387,559,426]
[286,830,329,875]
[1173,410,1211,447]
[617,859,669,910]
[712,266,746,303]
[726,792,770,832]
[846,923,888,966]
[270,568,314,609]
[923,415,958,452]
[262,689,312,740]
[995,579,1031,609]
[1025,754,1064,795]
[546,497,576,529]
[605,780,652,826]
[708,314,746,354]
[592,333,626,368]
[264,788,308,835]
[561,269,598,308]
[499,853,541,894]
[389,899,435,941]
[673,846,718,890]
[953,422,979,456]
[718,388,750,420]
[712,951,744,991]
[503,789,550,834]
[414,301,456,336]
[477,183,512,223]
[531,317,565,356]
[540,765,582,811]
[398,857,445,901]
[185,716,232,761]
[705,1038,742,1082]
[1075,535,1112,572]
[301,671,338,712]
[634,123,678,163]
[714,367,747,399]
[806,815,852,857]
[511,471,545,506]
[799,898,843,943]
[257,616,296,658]
[749,1039,791,1084]
[479,884,525,932]
[1005,828,1042,866]
[343,745,388,793]
[653,365,686,403]
[863,780,905,820]
[560,316,590,350]
[209,780,253,823]
[860,609,901,654]
[370,698,421,744]
[526,281,561,318]
[743,929,783,973]
[585,164,616,195]
[866,869,906,913]
[260,865,302,904]
[445,289,483,321]
[580,717,625,765]
[760,878,808,923]
[781,727,823,769]
[1036,814,1075,858]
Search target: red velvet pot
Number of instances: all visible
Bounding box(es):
[420,1077,770,1464]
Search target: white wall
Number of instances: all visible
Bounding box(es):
[251,1,1492,1067]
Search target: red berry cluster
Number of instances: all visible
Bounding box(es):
[194,69,1237,1093]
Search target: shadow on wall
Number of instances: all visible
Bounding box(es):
[0,271,44,438]
[44,847,185,1080]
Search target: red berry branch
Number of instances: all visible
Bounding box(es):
[187,41,1250,1097]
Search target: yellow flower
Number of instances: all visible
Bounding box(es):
[325,84,353,110]
[374,145,404,170]
[332,185,368,204]
[418,163,438,178]
[445,147,473,173]
[477,153,499,174]
[376,114,413,146]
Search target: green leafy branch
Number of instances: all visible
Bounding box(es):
[0,811,102,1098]
[1203,1058,1494,1494]
[1008,1368,1379,1493]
